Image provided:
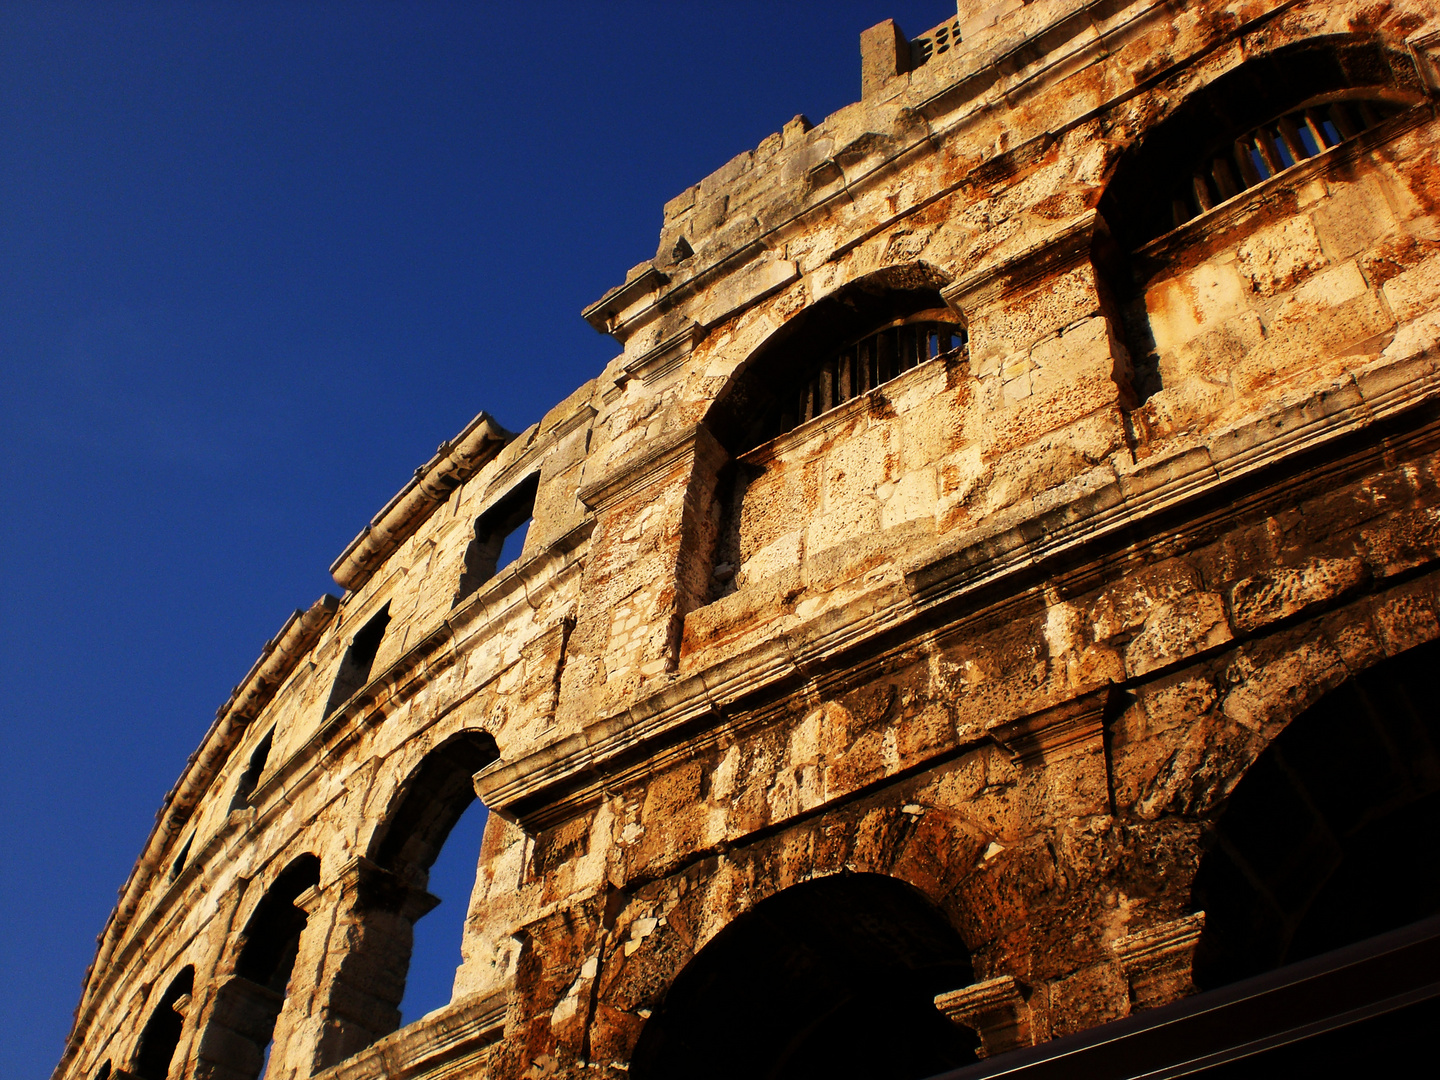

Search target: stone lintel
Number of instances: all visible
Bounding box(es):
[577,423,728,516]
[582,264,669,337]
[619,319,705,386]
[942,210,1099,319]
[935,975,1033,1058]
[1110,911,1206,1010]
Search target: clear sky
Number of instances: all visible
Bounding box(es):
[0,3,959,1075]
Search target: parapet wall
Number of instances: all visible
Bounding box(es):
[62,3,1440,1080]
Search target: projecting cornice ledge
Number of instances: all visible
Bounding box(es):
[476,345,1440,831]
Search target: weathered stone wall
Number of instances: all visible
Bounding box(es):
[59,3,1440,1080]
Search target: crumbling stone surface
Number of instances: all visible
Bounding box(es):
[58,3,1440,1080]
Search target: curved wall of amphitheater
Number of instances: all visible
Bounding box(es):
[60,3,1440,1078]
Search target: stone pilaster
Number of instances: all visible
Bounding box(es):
[305,858,439,1073]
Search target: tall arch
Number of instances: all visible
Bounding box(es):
[1191,636,1440,988]
[628,873,978,1080]
[133,966,193,1080]
[194,855,320,1080]
[310,730,499,1070]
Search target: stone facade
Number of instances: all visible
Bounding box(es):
[59,3,1440,1079]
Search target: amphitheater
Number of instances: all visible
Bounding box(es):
[57,2,1440,1077]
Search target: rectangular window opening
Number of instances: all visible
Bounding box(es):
[454,473,540,606]
[323,603,391,717]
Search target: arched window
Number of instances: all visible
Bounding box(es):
[93,1062,111,1080]
[195,855,320,1080]
[708,277,965,458]
[1098,37,1428,405]
[628,874,978,1080]
[133,967,193,1080]
[1102,38,1425,252]
[1191,636,1440,988]
[312,731,499,1069]
[702,272,966,603]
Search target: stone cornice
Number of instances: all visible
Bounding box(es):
[330,411,513,592]
[619,319,705,386]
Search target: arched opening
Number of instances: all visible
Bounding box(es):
[195,855,320,1080]
[133,966,193,1080]
[1098,36,1428,404]
[454,473,539,605]
[1192,636,1440,989]
[702,268,965,602]
[628,873,979,1080]
[312,730,499,1068]
[707,268,963,458]
[1101,37,1425,252]
[93,1061,111,1080]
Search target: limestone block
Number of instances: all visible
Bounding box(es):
[969,264,1104,362]
[738,528,805,589]
[1046,961,1130,1038]
[1165,309,1264,387]
[1382,252,1440,321]
[1227,557,1370,634]
[1145,260,1251,354]
[1313,175,1400,261]
[1124,592,1232,679]
[1235,214,1328,297]
[878,467,938,530]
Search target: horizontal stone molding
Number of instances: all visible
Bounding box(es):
[1111,911,1206,1010]
[477,348,1440,830]
[331,410,513,592]
[312,990,507,1080]
[935,975,1033,1058]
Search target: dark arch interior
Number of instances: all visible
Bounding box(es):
[1192,636,1440,989]
[134,966,193,1080]
[196,855,320,1080]
[628,873,979,1080]
[1101,36,1424,253]
[371,729,499,888]
[234,854,320,990]
[229,728,273,812]
[706,268,958,457]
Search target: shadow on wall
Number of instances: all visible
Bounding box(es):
[1192,635,1440,988]
[628,873,979,1080]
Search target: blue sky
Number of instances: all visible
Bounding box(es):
[0,3,957,1074]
